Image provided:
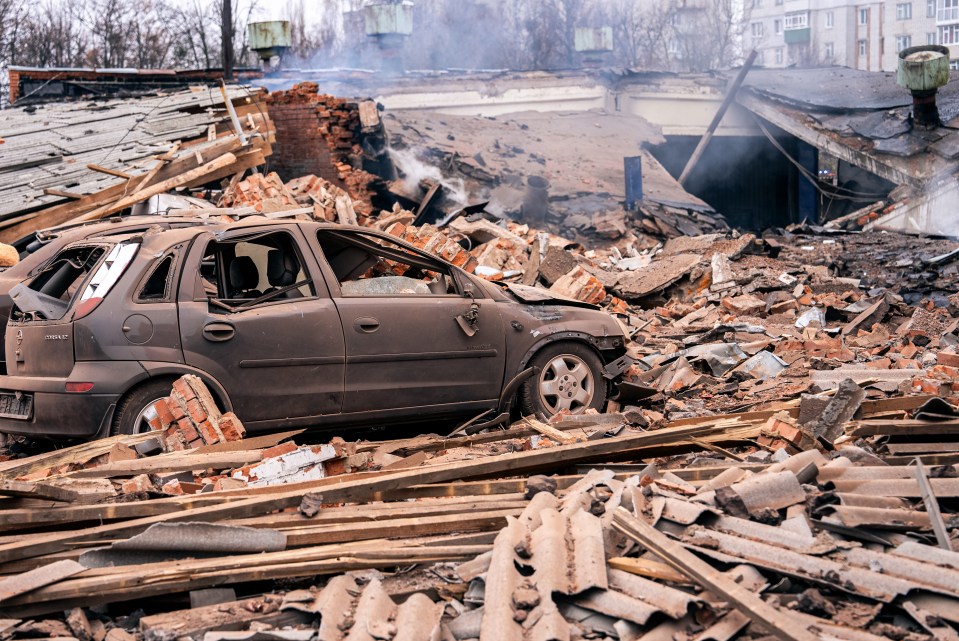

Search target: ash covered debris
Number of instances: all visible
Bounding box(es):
[0,76,959,641]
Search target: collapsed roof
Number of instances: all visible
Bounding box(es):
[736,66,959,236]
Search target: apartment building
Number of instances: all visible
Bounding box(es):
[748,0,937,70]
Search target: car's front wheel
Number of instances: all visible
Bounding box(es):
[111,378,176,436]
[519,343,607,418]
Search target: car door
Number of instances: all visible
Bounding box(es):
[312,228,506,415]
[177,227,346,426]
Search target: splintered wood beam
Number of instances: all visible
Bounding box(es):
[85,164,132,179]
[0,424,717,565]
[612,509,820,641]
[75,152,238,221]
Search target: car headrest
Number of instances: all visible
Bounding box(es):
[229,256,259,290]
[267,249,298,287]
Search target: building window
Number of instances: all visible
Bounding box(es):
[776,0,783,5]
[825,11,835,27]
[939,0,959,23]
[825,42,834,57]
[785,11,809,29]
[774,18,783,34]
[896,3,912,18]
[928,0,936,16]
[858,39,868,55]
[940,24,959,44]
[859,8,869,24]
[896,35,912,51]
[775,48,784,64]
[751,21,764,39]
[752,0,762,7]
[928,31,938,44]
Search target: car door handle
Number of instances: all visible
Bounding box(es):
[202,322,235,342]
[353,317,380,333]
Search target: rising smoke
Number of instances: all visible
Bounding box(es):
[388,147,469,206]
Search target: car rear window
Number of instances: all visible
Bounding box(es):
[10,241,138,321]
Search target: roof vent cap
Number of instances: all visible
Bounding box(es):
[897,44,950,92]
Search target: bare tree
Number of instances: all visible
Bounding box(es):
[12,0,89,67]
[610,0,674,69]
[673,0,749,71]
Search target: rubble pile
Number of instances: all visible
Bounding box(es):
[1,396,958,640]
[3,83,959,641]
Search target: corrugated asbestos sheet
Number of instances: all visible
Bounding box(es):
[451,471,702,641]
[0,86,252,225]
[269,458,959,640]
[283,575,445,641]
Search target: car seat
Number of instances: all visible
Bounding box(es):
[228,256,262,299]
[265,249,304,299]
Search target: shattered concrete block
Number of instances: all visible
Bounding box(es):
[720,293,765,316]
[710,253,734,285]
[549,266,606,305]
[538,247,578,286]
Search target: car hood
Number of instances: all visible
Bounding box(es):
[499,283,600,310]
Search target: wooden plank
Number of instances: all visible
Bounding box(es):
[86,164,132,179]
[191,430,303,455]
[607,556,692,584]
[76,152,239,221]
[523,417,580,444]
[612,509,819,641]
[42,188,82,199]
[140,597,311,641]
[848,420,959,438]
[0,432,160,480]
[1,544,487,616]
[0,136,243,242]
[283,508,520,547]
[67,450,263,478]
[0,423,718,564]
[860,395,933,417]
[0,480,78,502]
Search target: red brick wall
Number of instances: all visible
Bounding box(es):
[268,102,339,183]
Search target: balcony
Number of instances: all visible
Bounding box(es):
[785,27,811,43]
[938,6,959,23]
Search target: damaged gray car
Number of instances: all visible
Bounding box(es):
[0,220,628,439]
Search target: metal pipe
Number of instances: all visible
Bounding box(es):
[522,176,550,225]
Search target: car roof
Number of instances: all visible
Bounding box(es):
[56,219,383,255]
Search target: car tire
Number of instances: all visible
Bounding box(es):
[111,378,177,436]
[519,343,607,419]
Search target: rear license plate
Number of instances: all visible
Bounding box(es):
[0,392,33,420]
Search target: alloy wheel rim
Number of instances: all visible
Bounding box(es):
[537,354,594,414]
[134,398,165,434]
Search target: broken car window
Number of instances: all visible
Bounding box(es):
[200,232,315,308]
[136,254,175,302]
[10,244,117,321]
[316,230,457,296]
